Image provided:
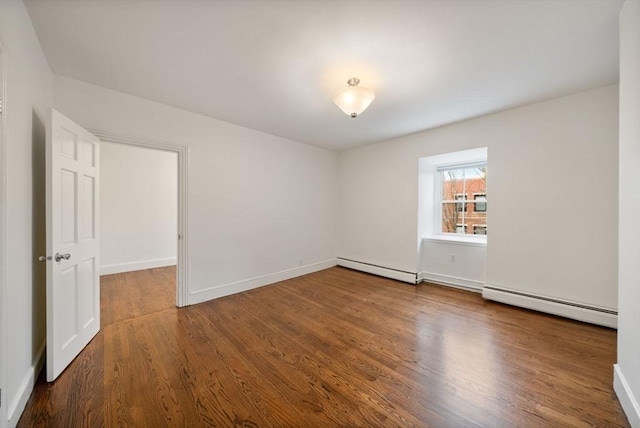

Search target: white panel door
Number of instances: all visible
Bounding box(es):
[46,109,100,381]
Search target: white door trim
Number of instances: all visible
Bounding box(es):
[0,36,8,425]
[88,129,189,307]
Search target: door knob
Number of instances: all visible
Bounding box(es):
[38,256,52,262]
[54,253,71,262]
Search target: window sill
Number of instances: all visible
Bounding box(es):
[422,236,487,247]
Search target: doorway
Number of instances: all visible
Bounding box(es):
[91,130,189,308]
[99,141,178,323]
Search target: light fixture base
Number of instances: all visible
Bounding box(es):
[347,78,360,87]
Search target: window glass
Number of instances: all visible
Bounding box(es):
[441,203,459,233]
[439,164,487,235]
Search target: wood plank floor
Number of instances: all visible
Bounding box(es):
[18,266,629,427]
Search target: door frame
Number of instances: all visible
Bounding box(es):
[89,129,189,307]
[0,37,8,425]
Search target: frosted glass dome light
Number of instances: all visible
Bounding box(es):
[333,78,375,118]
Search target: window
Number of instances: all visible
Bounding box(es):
[439,163,487,236]
[474,193,487,212]
[473,225,487,235]
[418,147,488,243]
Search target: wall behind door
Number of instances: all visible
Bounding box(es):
[100,142,177,275]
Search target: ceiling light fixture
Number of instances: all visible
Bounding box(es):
[333,78,375,118]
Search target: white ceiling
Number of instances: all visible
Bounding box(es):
[24,0,623,152]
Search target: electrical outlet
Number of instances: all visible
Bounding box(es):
[449,254,456,262]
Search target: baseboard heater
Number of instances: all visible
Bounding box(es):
[336,258,417,284]
[482,285,617,328]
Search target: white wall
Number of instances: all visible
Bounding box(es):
[339,85,619,312]
[0,1,52,426]
[53,75,338,304]
[420,240,486,291]
[100,142,177,275]
[615,1,640,426]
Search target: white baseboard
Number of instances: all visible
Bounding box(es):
[614,364,640,428]
[7,341,45,427]
[482,285,617,328]
[100,257,177,275]
[418,271,483,292]
[188,259,337,305]
[336,258,416,284]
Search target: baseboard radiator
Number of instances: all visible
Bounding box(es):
[482,285,617,328]
[336,258,417,284]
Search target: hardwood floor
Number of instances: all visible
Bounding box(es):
[99,266,176,327]
[18,266,628,427]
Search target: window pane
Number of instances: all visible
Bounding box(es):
[441,202,459,233]
[466,211,487,234]
[465,166,487,194]
[443,203,487,235]
[441,169,463,200]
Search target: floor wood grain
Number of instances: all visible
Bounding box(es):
[18,266,629,427]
